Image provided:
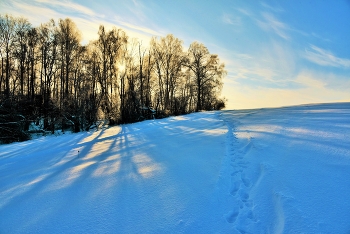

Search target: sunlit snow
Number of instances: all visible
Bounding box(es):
[1,103,350,233]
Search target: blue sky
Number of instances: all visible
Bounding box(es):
[1,0,349,109]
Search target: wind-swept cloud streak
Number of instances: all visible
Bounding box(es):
[260,2,284,13]
[224,68,350,109]
[222,13,241,26]
[0,0,162,44]
[237,8,252,17]
[1,0,62,24]
[114,19,162,37]
[256,12,290,40]
[35,0,98,17]
[304,45,350,68]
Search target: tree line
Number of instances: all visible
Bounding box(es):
[0,14,226,143]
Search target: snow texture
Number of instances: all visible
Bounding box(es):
[1,102,350,233]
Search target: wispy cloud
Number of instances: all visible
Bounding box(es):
[1,0,63,25]
[35,0,98,17]
[1,0,162,44]
[295,70,325,89]
[219,43,298,91]
[311,32,331,42]
[260,2,284,12]
[295,69,350,94]
[132,0,140,7]
[256,12,289,40]
[304,45,350,68]
[237,8,252,17]
[222,13,241,26]
[224,68,350,109]
[114,19,162,37]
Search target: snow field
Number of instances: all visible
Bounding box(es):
[1,102,350,233]
[220,103,350,233]
[0,112,229,233]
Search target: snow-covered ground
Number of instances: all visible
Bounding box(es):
[1,102,350,233]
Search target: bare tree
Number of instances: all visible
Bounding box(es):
[95,25,127,123]
[82,42,103,129]
[57,18,81,99]
[13,17,31,96]
[186,42,225,111]
[0,14,17,98]
[151,34,184,114]
[118,39,140,123]
[136,42,155,119]
[38,19,59,131]
[26,27,38,100]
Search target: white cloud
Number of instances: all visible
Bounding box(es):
[295,70,326,89]
[220,42,350,109]
[225,41,296,85]
[67,17,156,45]
[114,19,162,37]
[222,13,241,26]
[223,75,350,110]
[237,8,252,17]
[35,0,98,17]
[256,12,289,40]
[311,32,331,42]
[303,45,350,68]
[260,2,284,13]
[295,69,350,91]
[0,0,162,45]
[132,0,140,7]
[0,0,62,25]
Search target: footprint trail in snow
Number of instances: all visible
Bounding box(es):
[222,113,262,233]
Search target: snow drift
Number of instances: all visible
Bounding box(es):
[1,102,350,233]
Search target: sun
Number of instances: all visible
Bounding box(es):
[118,63,125,73]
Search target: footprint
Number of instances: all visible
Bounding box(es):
[241,173,251,187]
[247,210,257,222]
[245,199,254,208]
[231,169,242,176]
[239,190,249,202]
[230,180,240,196]
[225,210,239,223]
[237,161,248,168]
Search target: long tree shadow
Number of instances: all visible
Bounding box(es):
[1,112,229,233]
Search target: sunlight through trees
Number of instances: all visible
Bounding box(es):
[0,14,226,143]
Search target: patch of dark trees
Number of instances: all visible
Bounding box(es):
[0,14,226,144]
